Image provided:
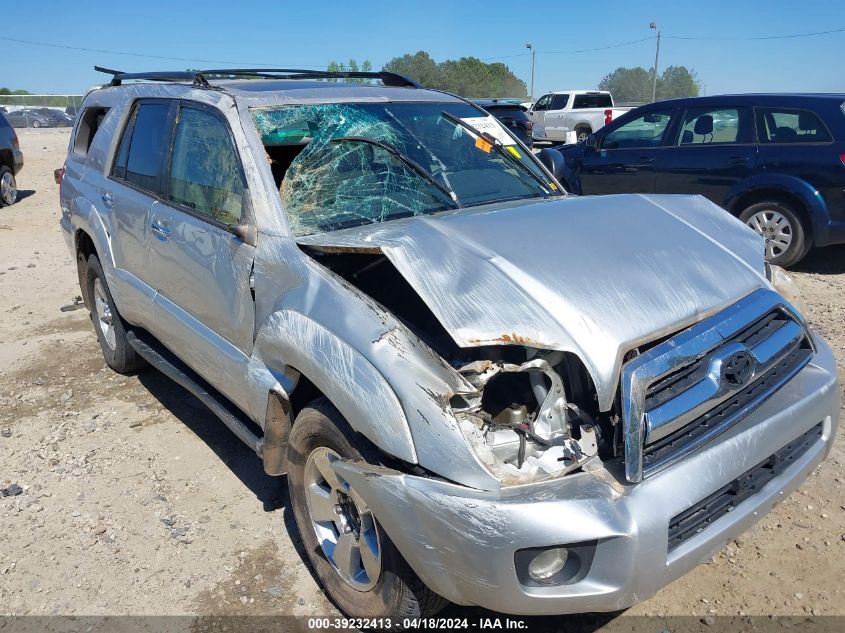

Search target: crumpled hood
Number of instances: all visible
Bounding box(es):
[297,193,768,410]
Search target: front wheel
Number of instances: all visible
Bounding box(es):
[0,166,16,207]
[739,201,809,267]
[287,398,447,620]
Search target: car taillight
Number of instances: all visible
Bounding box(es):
[604,109,613,126]
[524,121,534,130]
[11,131,19,149]
[840,152,845,167]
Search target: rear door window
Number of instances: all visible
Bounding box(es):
[111,102,172,193]
[755,107,832,143]
[678,107,750,145]
[573,93,613,109]
[550,94,570,110]
[166,105,245,225]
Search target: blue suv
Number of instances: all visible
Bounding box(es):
[553,94,845,266]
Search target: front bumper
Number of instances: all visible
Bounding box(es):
[334,334,840,615]
[12,148,23,174]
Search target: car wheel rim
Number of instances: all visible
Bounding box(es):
[304,446,382,591]
[93,278,117,351]
[0,172,15,205]
[746,210,793,260]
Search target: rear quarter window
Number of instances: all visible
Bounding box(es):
[72,107,110,158]
[755,107,833,144]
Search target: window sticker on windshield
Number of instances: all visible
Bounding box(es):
[459,116,516,146]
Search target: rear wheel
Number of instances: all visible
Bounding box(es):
[0,166,16,207]
[287,398,447,620]
[739,201,809,267]
[85,254,146,373]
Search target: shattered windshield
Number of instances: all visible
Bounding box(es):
[251,102,559,236]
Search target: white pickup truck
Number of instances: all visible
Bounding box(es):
[528,90,624,143]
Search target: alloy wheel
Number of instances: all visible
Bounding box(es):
[0,171,15,206]
[93,277,117,351]
[304,446,382,591]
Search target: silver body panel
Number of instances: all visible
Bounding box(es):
[58,79,842,614]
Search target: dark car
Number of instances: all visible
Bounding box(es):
[5,109,55,128]
[474,99,534,148]
[33,108,74,127]
[0,112,24,206]
[551,94,845,266]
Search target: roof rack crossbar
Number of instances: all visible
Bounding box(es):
[94,66,210,88]
[94,66,418,89]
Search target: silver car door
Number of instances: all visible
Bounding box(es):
[145,102,256,411]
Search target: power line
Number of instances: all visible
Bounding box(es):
[0,36,333,69]
[665,27,845,41]
[482,36,655,61]
[542,36,657,55]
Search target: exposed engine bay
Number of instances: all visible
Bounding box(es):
[305,247,621,483]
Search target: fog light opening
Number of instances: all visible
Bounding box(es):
[527,547,569,582]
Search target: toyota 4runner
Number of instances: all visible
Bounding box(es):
[58,67,840,619]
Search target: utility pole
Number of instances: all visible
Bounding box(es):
[650,22,661,102]
[526,43,536,103]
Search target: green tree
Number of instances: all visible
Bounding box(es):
[656,65,700,100]
[326,59,374,83]
[598,67,652,103]
[382,51,527,98]
[598,65,700,103]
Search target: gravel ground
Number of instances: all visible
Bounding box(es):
[1,129,843,629]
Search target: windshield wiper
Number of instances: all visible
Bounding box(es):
[330,136,461,208]
[439,110,553,195]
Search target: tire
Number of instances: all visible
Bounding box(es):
[85,254,146,374]
[31,120,42,128]
[0,165,16,207]
[287,398,447,621]
[739,200,809,267]
[574,124,592,144]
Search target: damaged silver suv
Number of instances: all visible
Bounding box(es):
[59,67,840,618]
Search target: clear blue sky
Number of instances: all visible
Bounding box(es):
[3,0,843,97]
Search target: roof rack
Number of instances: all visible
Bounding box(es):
[94,66,420,89]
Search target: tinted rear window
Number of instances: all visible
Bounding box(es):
[112,102,171,193]
[573,94,613,109]
[755,107,832,144]
[486,106,528,120]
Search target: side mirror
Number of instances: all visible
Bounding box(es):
[584,133,598,150]
[536,148,565,179]
[229,221,257,246]
[228,191,258,246]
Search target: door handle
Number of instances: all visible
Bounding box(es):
[638,156,655,164]
[728,156,750,165]
[151,219,171,239]
[101,191,114,208]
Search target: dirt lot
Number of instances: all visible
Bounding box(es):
[1,129,844,627]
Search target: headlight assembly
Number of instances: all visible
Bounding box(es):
[765,263,806,315]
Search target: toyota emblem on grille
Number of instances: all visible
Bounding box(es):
[722,350,756,387]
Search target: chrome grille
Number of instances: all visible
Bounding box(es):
[622,289,813,483]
